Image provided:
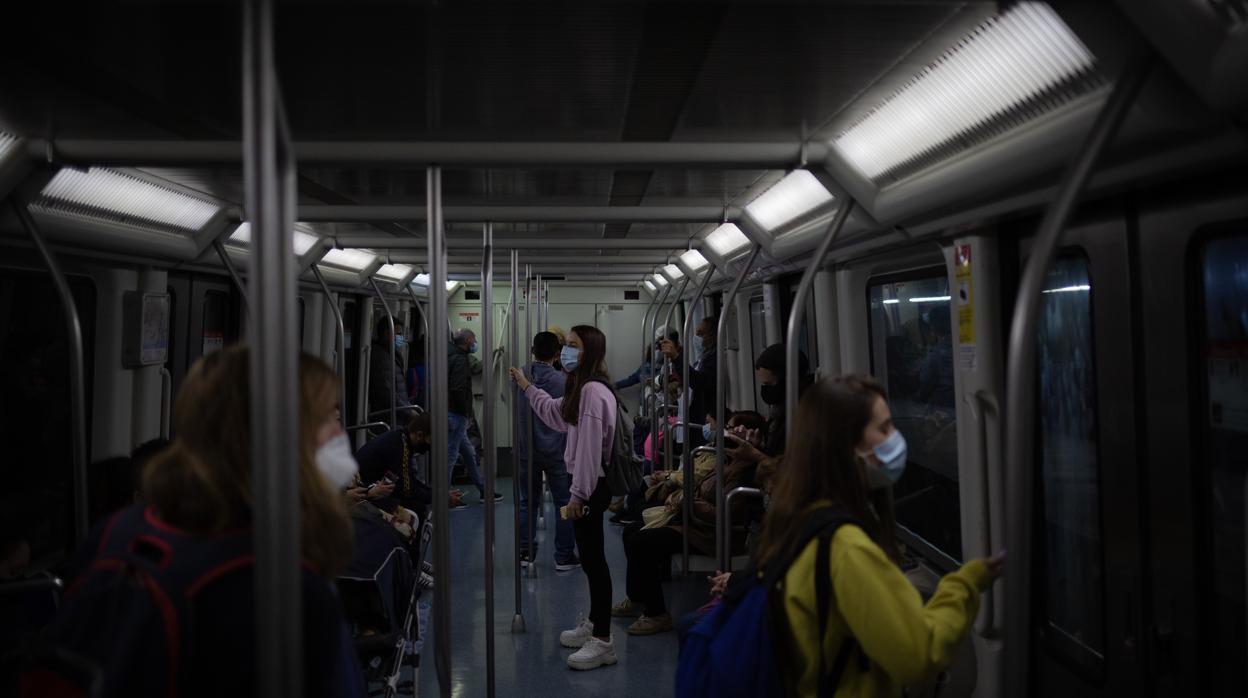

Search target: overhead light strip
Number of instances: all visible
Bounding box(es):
[320,247,378,272]
[36,166,222,233]
[832,2,1100,183]
[0,131,18,165]
[744,169,834,232]
[228,221,320,256]
[703,222,751,257]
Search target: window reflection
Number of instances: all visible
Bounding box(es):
[869,273,961,561]
[1036,255,1105,661]
[1199,235,1248,695]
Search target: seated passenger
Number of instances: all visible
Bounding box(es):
[27,347,365,698]
[610,413,767,636]
[718,344,811,476]
[647,410,766,499]
[758,375,1003,695]
[352,411,433,516]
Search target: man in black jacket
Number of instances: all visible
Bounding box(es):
[447,328,498,505]
[658,315,718,446]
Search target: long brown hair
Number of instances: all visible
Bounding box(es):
[755,375,902,568]
[143,346,353,576]
[561,324,610,425]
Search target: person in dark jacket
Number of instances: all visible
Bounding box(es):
[658,316,718,445]
[516,332,577,570]
[369,318,412,420]
[447,328,497,504]
[354,411,434,516]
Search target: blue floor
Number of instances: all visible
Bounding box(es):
[409,477,707,697]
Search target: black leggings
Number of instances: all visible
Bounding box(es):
[572,477,614,637]
[622,524,684,616]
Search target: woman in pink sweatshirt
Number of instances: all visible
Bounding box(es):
[509,324,618,671]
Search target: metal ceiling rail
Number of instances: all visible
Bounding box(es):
[387,254,672,265]
[300,205,739,223]
[335,236,700,250]
[34,139,828,168]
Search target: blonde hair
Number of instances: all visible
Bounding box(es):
[143,346,353,576]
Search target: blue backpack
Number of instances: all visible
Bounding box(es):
[675,509,860,698]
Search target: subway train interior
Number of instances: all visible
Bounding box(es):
[1,0,1246,696]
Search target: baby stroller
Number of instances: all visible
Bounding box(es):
[338,506,432,697]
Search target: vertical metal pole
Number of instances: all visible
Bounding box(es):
[406,287,432,413]
[661,278,690,479]
[480,223,497,698]
[1002,57,1150,696]
[213,239,254,316]
[524,267,537,577]
[242,0,302,692]
[312,265,346,428]
[785,201,854,443]
[716,245,761,571]
[369,278,399,431]
[426,165,452,697]
[510,250,526,633]
[10,198,89,545]
[681,268,715,573]
[648,284,673,469]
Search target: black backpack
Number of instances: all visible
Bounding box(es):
[21,504,255,698]
[589,379,644,496]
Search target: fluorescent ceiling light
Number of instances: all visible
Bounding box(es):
[679,249,709,272]
[320,248,377,271]
[1043,284,1091,294]
[0,131,17,164]
[744,170,834,232]
[414,273,459,292]
[910,296,951,303]
[375,263,414,282]
[643,279,657,293]
[38,167,221,232]
[661,264,684,283]
[833,2,1097,181]
[228,222,319,256]
[882,299,901,305]
[704,223,751,257]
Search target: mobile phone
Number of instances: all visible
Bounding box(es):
[382,470,397,485]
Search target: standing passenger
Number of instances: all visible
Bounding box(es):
[447,328,498,504]
[509,325,618,670]
[758,375,1003,695]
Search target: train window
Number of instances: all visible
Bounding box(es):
[780,279,818,376]
[1035,254,1106,665]
[867,271,961,564]
[201,290,229,355]
[0,270,97,558]
[1197,234,1248,693]
[748,296,768,409]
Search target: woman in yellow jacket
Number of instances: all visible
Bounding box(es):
[754,375,1004,697]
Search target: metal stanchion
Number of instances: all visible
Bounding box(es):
[426,165,452,697]
[648,284,673,473]
[213,239,253,315]
[680,267,715,573]
[480,222,497,698]
[369,277,399,432]
[784,201,854,442]
[241,0,302,691]
[312,266,347,428]
[10,198,89,545]
[716,245,760,571]
[510,250,526,633]
[660,278,689,479]
[524,267,537,577]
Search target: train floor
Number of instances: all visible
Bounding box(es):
[410,477,707,697]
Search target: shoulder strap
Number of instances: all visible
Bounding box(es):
[816,528,857,696]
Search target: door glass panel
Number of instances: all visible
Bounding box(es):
[1036,255,1106,664]
[201,290,228,355]
[1199,234,1248,694]
[868,272,961,561]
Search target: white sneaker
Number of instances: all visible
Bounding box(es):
[559,616,594,649]
[567,635,617,671]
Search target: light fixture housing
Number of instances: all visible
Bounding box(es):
[676,249,710,278]
[660,264,685,284]
[228,221,320,256]
[744,170,834,232]
[0,131,18,166]
[375,263,417,286]
[320,248,378,272]
[35,166,223,234]
[414,273,461,292]
[703,222,751,258]
[651,273,669,288]
[643,279,657,293]
[831,1,1098,183]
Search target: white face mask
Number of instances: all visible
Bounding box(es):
[315,433,359,489]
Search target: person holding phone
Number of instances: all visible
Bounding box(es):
[509,325,618,671]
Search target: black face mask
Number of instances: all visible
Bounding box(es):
[759,383,783,406]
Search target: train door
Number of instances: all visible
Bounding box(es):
[594,301,648,402]
[1134,189,1248,696]
[1015,214,1147,696]
[341,296,361,427]
[166,272,241,412]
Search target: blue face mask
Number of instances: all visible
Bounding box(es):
[394,335,406,349]
[861,429,907,488]
[702,423,714,442]
[560,345,580,372]
[469,342,479,354]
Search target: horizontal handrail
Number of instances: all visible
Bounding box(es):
[0,575,63,598]
[346,421,390,434]
[368,404,424,420]
[723,487,763,571]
